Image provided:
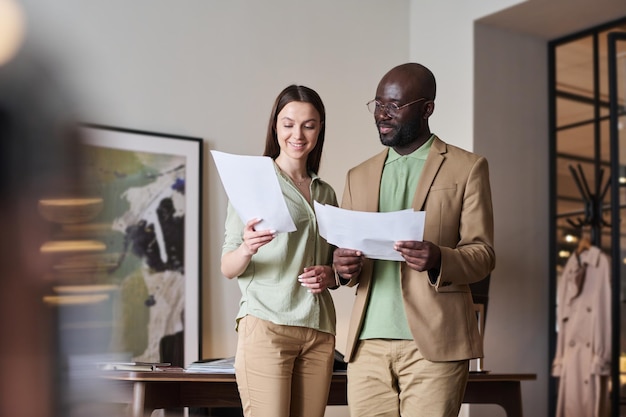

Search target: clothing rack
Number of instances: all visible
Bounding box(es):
[564,163,611,247]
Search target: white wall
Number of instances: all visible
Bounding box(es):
[406,0,525,152]
[473,24,549,417]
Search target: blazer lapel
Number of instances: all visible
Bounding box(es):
[363,149,388,212]
[412,136,446,210]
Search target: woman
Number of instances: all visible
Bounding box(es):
[221,85,339,417]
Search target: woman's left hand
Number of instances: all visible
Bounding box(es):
[298,265,333,294]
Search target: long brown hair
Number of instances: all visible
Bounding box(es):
[263,85,326,174]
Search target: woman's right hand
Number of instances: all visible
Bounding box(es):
[241,218,276,256]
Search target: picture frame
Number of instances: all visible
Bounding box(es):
[79,124,202,367]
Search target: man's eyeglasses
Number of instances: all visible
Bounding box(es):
[366,98,427,117]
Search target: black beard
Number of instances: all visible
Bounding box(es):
[378,117,422,148]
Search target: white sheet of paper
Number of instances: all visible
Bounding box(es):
[314,201,425,261]
[211,150,296,232]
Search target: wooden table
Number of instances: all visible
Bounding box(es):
[104,370,536,417]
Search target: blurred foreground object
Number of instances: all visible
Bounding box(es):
[0,0,25,66]
[0,19,118,416]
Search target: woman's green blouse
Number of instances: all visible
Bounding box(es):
[222,164,338,335]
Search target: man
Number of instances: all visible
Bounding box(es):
[333,62,495,417]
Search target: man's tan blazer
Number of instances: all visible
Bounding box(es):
[341,135,495,362]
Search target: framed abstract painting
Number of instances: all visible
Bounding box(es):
[78,124,202,367]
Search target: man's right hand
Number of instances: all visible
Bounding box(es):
[333,248,364,281]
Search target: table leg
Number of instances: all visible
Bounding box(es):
[493,383,523,417]
[132,381,147,417]
[463,381,523,417]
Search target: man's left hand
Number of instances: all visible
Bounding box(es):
[394,240,441,272]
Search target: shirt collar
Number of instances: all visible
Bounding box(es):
[386,134,435,164]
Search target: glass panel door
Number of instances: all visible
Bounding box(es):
[550,20,626,417]
[608,31,626,416]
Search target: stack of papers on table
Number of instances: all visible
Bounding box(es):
[97,362,172,372]
[185,357,235,374]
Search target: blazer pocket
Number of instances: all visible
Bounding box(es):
[436,283,470,293]
[429,183,457,192]
[425,183,459,219]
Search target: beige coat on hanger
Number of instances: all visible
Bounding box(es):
[552,245,611,417]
